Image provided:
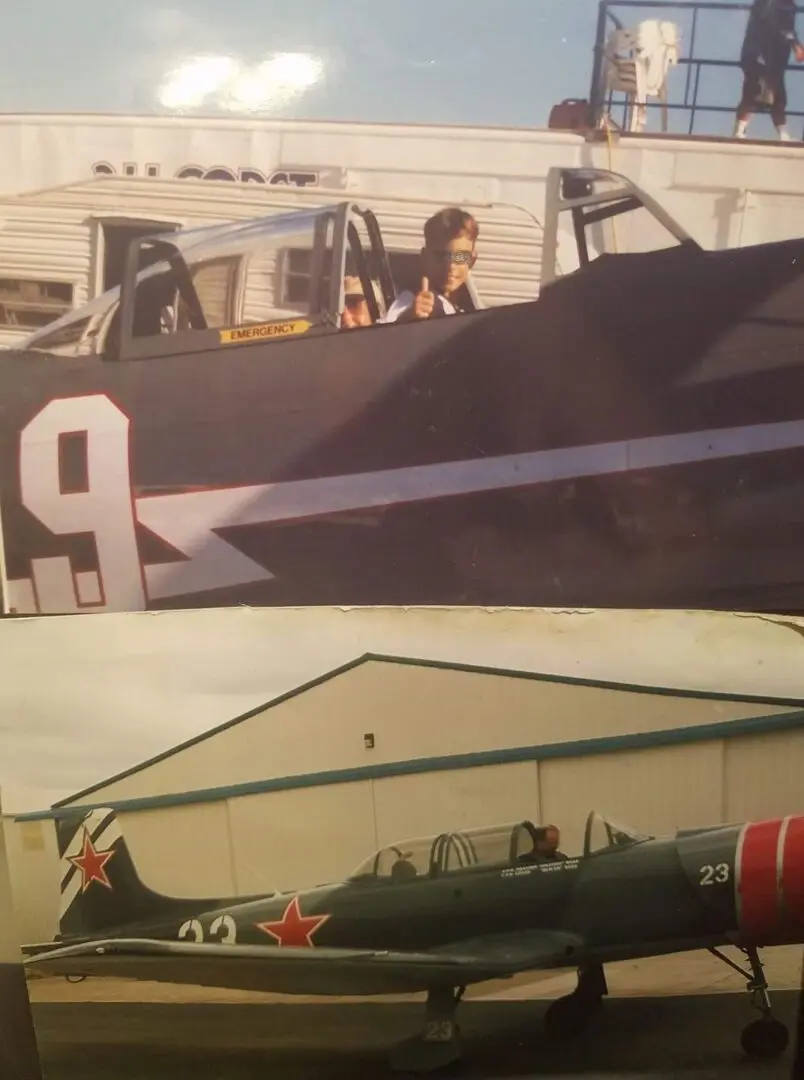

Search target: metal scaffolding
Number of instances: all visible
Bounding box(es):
[589,1,804,137]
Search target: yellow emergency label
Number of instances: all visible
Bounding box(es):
[219,319,312,344]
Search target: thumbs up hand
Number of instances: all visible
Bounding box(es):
[412,277,435,319]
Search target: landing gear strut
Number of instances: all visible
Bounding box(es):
[709,945,789,1060]
[543,962,607,1041]
[389,985,466,1073]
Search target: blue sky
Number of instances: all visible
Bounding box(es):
[0,0,802,136]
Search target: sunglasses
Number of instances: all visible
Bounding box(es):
[427,249,475,265]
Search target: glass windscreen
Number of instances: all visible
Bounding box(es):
[130,210,337,341]
[584,810,653,856]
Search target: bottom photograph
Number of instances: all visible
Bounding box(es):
[2,604,804,1079]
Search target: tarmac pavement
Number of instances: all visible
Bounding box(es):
[26,946,804,1079]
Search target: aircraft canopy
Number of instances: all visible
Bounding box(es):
[582,810,653,856]
[349,812,653,883]
[348,820,542,882]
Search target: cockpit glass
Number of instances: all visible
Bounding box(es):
[132,208,338,338]
[583,810,652,856]
[348,820,540,882]
[19,204,345,356]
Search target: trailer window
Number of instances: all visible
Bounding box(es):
[0,278,75,330]
[281,249,314,306]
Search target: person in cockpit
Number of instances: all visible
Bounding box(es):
[518,825,568,864]
[340,276,374,329]
[541,825,569,861]
[379,207,479,323]
[390,854,418,881]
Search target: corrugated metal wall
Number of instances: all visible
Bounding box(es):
[112,726,804,896]
[0,205,93,303]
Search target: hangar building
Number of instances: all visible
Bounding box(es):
[8,653,804,943]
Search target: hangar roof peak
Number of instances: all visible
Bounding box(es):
[49,652,804,812]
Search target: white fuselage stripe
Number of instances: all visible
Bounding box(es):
[134,417,804,602]
[734,822,748,933]
[776,815,791,926]
[137,417,804,531]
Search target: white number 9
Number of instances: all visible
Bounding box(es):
[18,394,144,612]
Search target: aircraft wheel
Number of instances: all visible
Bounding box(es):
[740,1017,789,1059]
[543,992,599,1041]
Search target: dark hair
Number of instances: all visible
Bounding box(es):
[423,207,479,248]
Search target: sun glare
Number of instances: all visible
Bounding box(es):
[158,52,324,112]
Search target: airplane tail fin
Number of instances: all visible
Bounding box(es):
[56,806,196,940]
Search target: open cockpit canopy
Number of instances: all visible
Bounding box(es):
[582,810,653,857]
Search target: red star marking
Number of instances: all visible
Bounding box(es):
[68,828,115,892]
[256,895,330,947]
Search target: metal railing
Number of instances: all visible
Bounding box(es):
[589,1,804,136]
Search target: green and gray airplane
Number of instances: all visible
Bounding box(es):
[24,804,804,1072]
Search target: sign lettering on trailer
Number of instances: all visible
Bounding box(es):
[91,162,340,188]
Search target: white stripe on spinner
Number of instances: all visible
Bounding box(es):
[733,822,748,931]
[776,815,792,926]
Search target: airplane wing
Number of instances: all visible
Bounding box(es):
[24,928,585,997]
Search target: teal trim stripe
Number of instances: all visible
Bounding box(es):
[16,707,804,823]
[49,651,804,810]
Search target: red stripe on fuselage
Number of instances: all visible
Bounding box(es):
[781,815,804,935]
[738,819,783,943]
